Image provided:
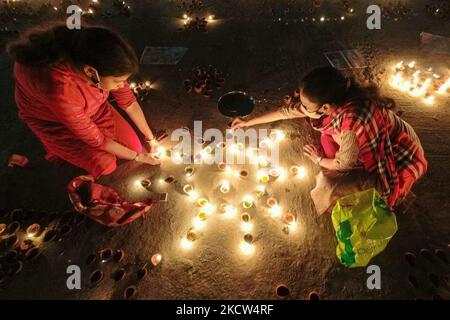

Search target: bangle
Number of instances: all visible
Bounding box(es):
[133,152,140,161]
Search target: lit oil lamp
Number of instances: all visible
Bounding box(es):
[242,195,254,209]
[151,253,162,266]
[220,181,230,193]
[267,197,278,208]
[185,166,195,177]
[256,185,266,198]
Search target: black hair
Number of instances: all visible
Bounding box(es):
[7,22,139,78]
[300,66,395,110]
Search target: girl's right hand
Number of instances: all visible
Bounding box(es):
[135,153,161,165]
[230,117,249,129]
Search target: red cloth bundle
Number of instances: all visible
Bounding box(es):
[68,176,153,227]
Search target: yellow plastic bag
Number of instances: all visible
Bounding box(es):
[331,188,398,268]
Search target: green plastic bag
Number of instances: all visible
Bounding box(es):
[331,188,398,268]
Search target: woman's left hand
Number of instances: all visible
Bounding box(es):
[303,144,320,164]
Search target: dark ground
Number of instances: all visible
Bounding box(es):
[0,0,449,300]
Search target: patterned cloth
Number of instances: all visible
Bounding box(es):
[310,99,428,207]
[68,176,153,227]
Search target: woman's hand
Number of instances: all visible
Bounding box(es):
[144,138,159,153]
[303,144,321,164]
[230,117,249,129]
[135,153,161,165]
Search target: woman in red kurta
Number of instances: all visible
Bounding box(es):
[8,23,160,178]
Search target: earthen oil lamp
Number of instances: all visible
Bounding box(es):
[89,270,104,286]
[239,170,249,178]
[26,223,41,238]
[25,247,41,262]
[276,284,290,299]
[220,181,230,194]
[0,223,6,236]
[113,249,125,263]
[99,248,113,263]
[123,286,137,300]
[6,221,20,235]
[218,162,228,171]
[151,253,162,266]
[113,268,126,282]
[185,166,195,177]
[267,197,278,208]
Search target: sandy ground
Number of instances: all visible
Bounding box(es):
[0,0,449,300]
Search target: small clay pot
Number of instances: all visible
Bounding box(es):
[284,213,296,225]
[243,234,253,244]
[164,176,175,184]
[218,163,227,171]
[137,266,148,280]
[113,249,125,263]
[5,234,19,249]
[26,223,41,237]
[184,167,195,177]
[141,179,152,188]
[187,230,197,242]
[6,221,20,235]
[307,291,320,300]
[113,268,126,282]
[404,252,416,267]
[25,247,41,262]
[420,248,434,262]
[99,248,113,262]
[241,213,251,223]
[276,285,290,298]
[266,197,278,208]
[239,170,248,178]
[123,286,137,300]
[151,253,162,266]
[89,270,104,286]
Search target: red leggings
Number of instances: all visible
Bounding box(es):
[101,107,142,176]
[320,133,416,198]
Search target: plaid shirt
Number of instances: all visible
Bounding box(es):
[310,99,428,207]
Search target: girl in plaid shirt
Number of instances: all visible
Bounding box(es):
[231,67,427,213]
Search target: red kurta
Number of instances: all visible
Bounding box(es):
[13,62,138,177]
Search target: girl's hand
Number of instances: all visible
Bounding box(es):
[303,144,321,164]
[230,117,249,129]
[144,138,159,153]
[135,153,161,165]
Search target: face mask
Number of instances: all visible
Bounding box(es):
[89,69,103,89]
[300,104,324,119]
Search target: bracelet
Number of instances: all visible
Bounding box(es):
[316,156,323,165]
[133,152,140,161]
